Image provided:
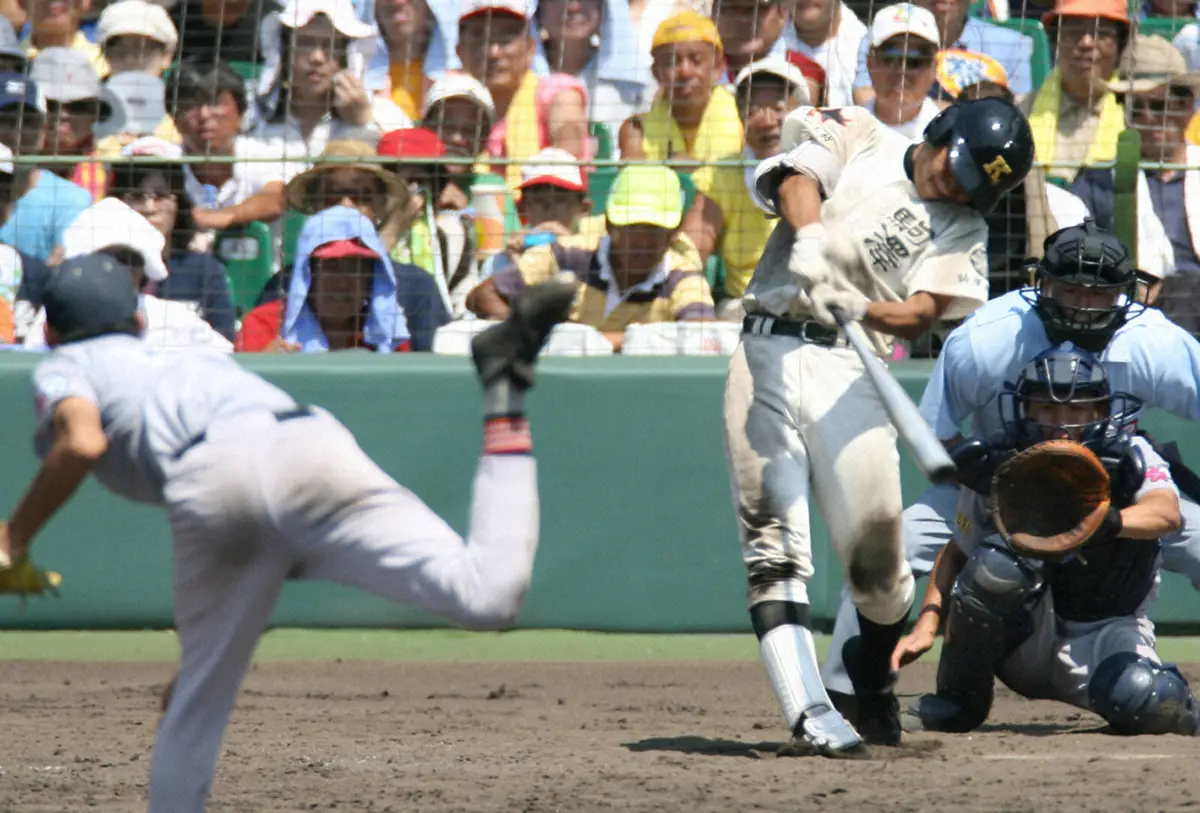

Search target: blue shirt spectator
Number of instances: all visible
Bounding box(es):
[157,252,239,341]
[0,170,92,261]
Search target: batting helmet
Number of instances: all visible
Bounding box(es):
[922,96,1034,214]
[1026,218,1139,353]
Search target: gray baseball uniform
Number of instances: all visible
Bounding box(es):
[32,336,540,812]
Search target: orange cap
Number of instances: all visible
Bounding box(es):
[1042,0,1129,28]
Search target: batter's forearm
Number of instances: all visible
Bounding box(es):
[776,174,823,231]
[863,292,954,341]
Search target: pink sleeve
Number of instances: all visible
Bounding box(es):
[487,73,594,161]
[537,73,593,159]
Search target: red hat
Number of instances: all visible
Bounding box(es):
[311,238,380,260]
[786,50,826,86]
[377,127,447,159]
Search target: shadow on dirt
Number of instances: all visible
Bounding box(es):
[622,735,944,761]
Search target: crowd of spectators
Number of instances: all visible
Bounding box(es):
[0,0,1196,355]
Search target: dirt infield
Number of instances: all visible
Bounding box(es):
[1,659,1197,812]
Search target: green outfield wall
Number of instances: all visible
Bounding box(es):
[0,352,1194,632]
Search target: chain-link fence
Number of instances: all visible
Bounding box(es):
[0,0,1196,355]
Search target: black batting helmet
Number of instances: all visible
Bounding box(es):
[923,96,1035,214]
[1024,218,1139,353]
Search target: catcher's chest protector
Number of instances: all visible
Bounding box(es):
[1047,436,1158,622]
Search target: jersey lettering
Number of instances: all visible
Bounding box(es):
[864,207,933,274]
[1145,466,1170,483]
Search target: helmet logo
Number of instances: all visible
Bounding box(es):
[983,155,1013,185]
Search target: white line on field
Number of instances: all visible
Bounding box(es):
[984,754,1174,761]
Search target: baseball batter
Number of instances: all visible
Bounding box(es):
[895,344,1200,736]
[0,253,576,812]
[822,220,1200,708]
[724,97,1033,754]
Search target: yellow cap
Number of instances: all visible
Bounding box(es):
[605,166,684,230]
[651,10,722,54]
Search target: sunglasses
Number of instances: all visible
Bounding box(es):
[878,50,935,70]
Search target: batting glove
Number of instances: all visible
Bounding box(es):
[807,281,869,328]
[788,224,835,292]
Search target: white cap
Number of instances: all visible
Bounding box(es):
[423,71,496,120]
[63,198,170,283]
[459,0,532,22]
[518,147,585,192]
[119,135,182,159]
[0,142,12,174]
[869,3,941,48]
[104,72,167,136]
[733,56,811,105]
[278,0,374,38]
[97,0,179,49]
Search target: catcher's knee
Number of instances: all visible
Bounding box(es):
[957,543,1041,618]
[1088,653,1200,736]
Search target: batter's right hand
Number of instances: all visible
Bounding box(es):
[788,223,834,291]
[891,625,937,672]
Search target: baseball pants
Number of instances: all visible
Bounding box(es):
[723,333,915,625]
[822,484,1200,695]
[147,408,539,812]
[997,590,1159,710]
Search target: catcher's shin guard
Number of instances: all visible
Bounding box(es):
[917,544,1041,732]
[1089,653,1200,736]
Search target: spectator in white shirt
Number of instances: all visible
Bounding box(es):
[782,0,868,106]
[171,60,300,240]
[863,3,943,140]
[254,0,411,160]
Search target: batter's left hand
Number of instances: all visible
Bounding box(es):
[807,281,868,328]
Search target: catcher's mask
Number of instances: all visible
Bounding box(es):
[1000,342,1142,445]
[1022,218,1140,353]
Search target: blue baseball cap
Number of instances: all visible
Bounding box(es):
[0,73,45,115]
[42,253,139,343]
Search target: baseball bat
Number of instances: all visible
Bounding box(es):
[1112,128,1140,269]
[829,307,957,484]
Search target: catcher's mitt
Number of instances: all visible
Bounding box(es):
[990,439,1114,559]
[0,556,62,602]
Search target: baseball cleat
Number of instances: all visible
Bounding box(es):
[778,707,869,759]
[903,692,973,733]
[853,687,902,746]
[471,279,577,389]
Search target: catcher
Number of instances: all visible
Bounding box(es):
[894,342,1200,736]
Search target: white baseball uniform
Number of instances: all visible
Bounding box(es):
[950,436,1175,709]
[724,105,988,739]
[31,335,540,812]
[728,105,988,623]
[822,290,1200,696]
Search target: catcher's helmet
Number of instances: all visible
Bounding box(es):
[922,96,1034,214]
[1000,342,1141,446]
[1024,218,1139,353]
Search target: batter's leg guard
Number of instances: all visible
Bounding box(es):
[750,601,867,759]
[471,279,577,390]
[1088,653,1200,736]
[905,544,1041,733]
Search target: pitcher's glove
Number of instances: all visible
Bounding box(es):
[990,439,1117,560]
[0,555,62,602]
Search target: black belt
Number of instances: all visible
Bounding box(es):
[742,314,842,347]
[172,406,314,461]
